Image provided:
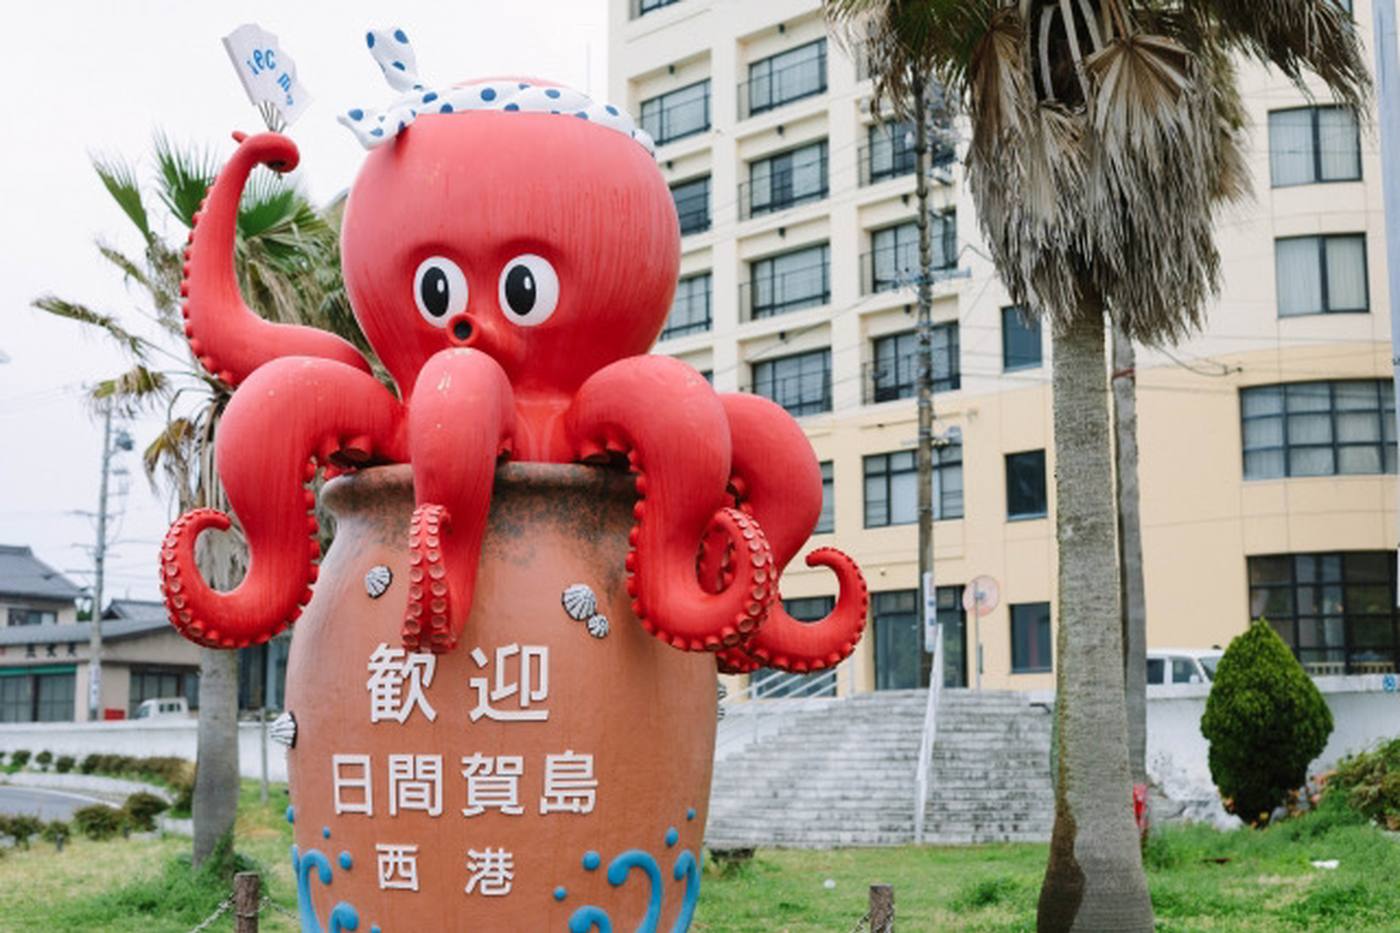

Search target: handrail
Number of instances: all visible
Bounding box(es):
[913,625,944,843]
[715,659,853,758]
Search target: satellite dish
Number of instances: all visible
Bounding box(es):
[962,575,999,614]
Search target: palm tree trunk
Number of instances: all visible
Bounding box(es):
[1111,321,1148,789]
[1038,309,1153,932]
[913,76,938,689]
[193,645,239,867]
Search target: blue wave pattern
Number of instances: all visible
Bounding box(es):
[291,842,367,933]
[562,810,701,932]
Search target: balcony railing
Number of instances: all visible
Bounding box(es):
[738,49,828,120]
[860,245,955,295]
[659,312,711,341]
[861,356,960,404]
[641,87,711,147]
[744,374,832,417]
[739,265,831,321]
[630,0,681,19]
[739,153,829,220]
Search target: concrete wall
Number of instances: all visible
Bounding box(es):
[0,718,287,782]
[1146,675,1400,827]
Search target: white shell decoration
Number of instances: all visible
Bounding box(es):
[585,614,610,639]
[562,583,597,621]
[269,711,298,749]
[365,565,393,599]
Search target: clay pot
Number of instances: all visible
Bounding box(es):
[284,463,715,932]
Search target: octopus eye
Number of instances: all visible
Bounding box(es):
[498,254,559,326]
[413,256,468,326]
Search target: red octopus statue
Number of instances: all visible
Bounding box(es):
[160,78,866,674]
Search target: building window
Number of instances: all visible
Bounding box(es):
[129,667,194,716]
[6,608,56,627]
[640,79,710,146]
[0,668,75,722]
[863,120,954,185]
[866,214,956,293]
[745,141,828,217]
[746,243,830,319]
[1002,306,1043,371]
[1269,106,1361,187]
[1010,603,1053,673]
[1276,234,1368,316]
[744,39,827,117]
[869,326,960,402]
[1249,551,1397,675]
[1006,450,1047,520]
[751,349,831,417]
[816,461,835,534]
[671,176,710,235]
[632,0,681,17]
[864,440,963,527]
[1242,380,1396,479]
[661,273,712,340]
[699,369,713,384]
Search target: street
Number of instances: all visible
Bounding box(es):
[0,786,106,821]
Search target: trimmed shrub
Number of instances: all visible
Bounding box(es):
[1328,737,1400,830]
[41,819,70,851]
[5,815,43,849]
[123,792,169,831]
[78,753,100,774]
[73,804,126,841]
[34,750,52,771]
[54,755,75,774]
[9,750,31,768]
[1201,620,1333,825]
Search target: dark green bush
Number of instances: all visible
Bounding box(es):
[34,750,52,771]
[79,753,100,774]
[1201,620,1333,825]
[122,792,169,831]
[1328,737,1400,830]
[10,750,31,768]
[41,819,70,850]
[55,754,75,774]
[4,815,43,849]
[73,804,126,841]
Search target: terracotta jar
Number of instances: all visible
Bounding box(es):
[283,463,715,932]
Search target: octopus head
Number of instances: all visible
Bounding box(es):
[340,92,681,400]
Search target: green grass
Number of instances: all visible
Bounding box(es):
[0,787,1395,931]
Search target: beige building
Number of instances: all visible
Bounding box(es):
[609,0,1395,692]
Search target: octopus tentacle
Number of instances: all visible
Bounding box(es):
[404,348,516,653]
[567,357,776,652]
[161,358,405,648]
[182,131,371,387]
[718,393,869,672]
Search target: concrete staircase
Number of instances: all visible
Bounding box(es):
[705,688,1053,848]
[921,690,1054,844]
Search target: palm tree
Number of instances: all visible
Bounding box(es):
[33,133,350,867]
[824,2,1368,929]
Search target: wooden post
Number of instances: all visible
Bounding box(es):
[869,883,894,932]
[234,871,260,933]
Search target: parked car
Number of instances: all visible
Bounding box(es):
[1146,649,1222,686]
[132,697,191,719]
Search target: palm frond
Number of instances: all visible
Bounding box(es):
[89,364,171,417]
[91,155,152,243]
[1191,0,1370,112]
[31,295,151,360]
[96,240,155,294]
[152,131,220,228]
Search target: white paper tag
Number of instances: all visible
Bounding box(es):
[222,24,311,127]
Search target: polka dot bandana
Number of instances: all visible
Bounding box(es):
[339,26,656,156]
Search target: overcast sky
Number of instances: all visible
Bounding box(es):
[0,1,607,602]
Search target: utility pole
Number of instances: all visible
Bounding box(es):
[912,73,938,685]
[1375,0,1400,605]
[87,403,113,721]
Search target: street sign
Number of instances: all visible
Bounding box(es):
[922,570,938,653]
[963,575,1000,614]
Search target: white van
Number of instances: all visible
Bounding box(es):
[1146,649,1222,686]
[132,697,191,720]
